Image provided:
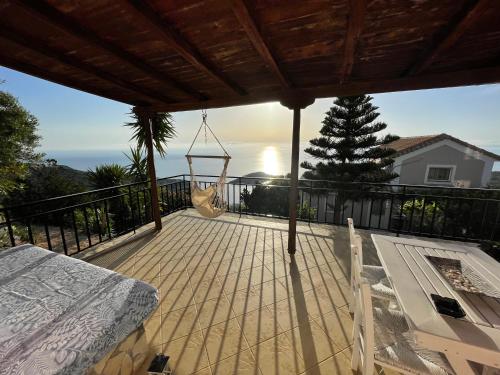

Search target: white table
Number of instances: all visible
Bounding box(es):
[371,234,500,375]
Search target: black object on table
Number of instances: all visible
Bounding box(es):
[431,294,466,318]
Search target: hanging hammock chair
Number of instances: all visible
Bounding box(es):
[186,110,231,219]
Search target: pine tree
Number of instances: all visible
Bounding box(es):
[301,95,399,182]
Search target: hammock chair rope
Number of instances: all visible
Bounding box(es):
[186,110,230,218]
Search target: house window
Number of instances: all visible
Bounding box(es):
[425,165,455,183]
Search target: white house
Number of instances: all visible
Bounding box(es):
[386,134,500,188]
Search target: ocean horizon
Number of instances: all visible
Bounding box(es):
[43,142,311,178]
[43,142,500,178]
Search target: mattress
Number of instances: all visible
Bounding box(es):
[0,244,158,375]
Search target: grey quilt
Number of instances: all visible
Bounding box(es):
[0,244,158,375]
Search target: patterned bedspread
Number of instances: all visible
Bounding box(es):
[0,244,158,375]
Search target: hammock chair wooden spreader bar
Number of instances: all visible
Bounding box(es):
[186,111,231,218]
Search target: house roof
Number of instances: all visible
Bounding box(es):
[386,133,500,160]
[1,1,500,112]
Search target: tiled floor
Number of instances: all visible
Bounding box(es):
[89,209,366,375]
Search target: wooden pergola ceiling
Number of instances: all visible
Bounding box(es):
[1,0,500,112]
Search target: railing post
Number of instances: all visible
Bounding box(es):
[4,209,16,247]
[239,177,242,216]
[397,185,406,237]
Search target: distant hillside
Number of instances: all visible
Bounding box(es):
[228,171,285,185]
[490,171,500,188]
[50,165,92,189]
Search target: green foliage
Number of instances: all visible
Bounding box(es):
[297,201,317,221]
[402,198,443,230]
[241,182,316,220]
[3,160,86,208]
[301,95,399,183]
[126,111,175,157]
[124,145,148,182]
[87,164,129,189]
[0,90,42,197]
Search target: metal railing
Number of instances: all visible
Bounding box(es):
[1,174,499,256]
[0,178,187,256]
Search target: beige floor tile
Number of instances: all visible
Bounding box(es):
[251,332,306,375]
[247,265,275,286]
[162,305,201,343]
[197,297,235,329]
[257,278,291,305]
[299,266,338,291]
[191,366,212,375]
[144,315,162,346]
[266,297,313,332]
[193,278,225,303]
[91,212,365,375]
[162,331,210,375]
[318,261,347,281]
[237,307,285,347]
[299,280,351,320]
[133,261,161,279]
[159,286,195,314]
[203,317,249,364]
[189,265,217,285]
[185,253,213,271]
[159,270,190,291]
[276,267,314,294]
[211,349,260,375]
[227,286,264,316]
[313,307,353,351]
[218,269,251,294]
[160,258,187,275]
[286,320,340,366]
[301,350,354,375]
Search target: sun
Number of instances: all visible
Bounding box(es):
[261,146,280,175]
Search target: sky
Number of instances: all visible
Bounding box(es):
[1,66,500,152]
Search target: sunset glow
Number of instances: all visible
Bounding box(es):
[261,146,280,175]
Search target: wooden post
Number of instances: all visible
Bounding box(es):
[281,94,315,255]
[136,108,162,231]
[288,108,301,254]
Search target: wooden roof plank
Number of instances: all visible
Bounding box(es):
[406,0,492,76]
[340,0,366,83]
[127,0,247,96]
[148,64,500,112]
[230,0,291,89]
[0,54,144,106]
[13,0,207,101]
[0,24,174,105]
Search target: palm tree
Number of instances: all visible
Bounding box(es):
[125,111,175,157]
[87,164,130,235]
[124,145,147,182]
[87,164,128,189]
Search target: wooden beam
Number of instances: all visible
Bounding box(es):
[287,107,302,255]
[0,25,174,105]
[406,0,491,76]
[137,109,163,231]
[127,0,246,96]
[13,0,207,101]
[230,0,291,88]
[340,0,366,83]
[0,54,144,106]
[149,64,500,112]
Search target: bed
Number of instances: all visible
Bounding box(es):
[0,244,158,375]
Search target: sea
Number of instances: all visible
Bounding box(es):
[44,142,500,178]
[44,142,312,178]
